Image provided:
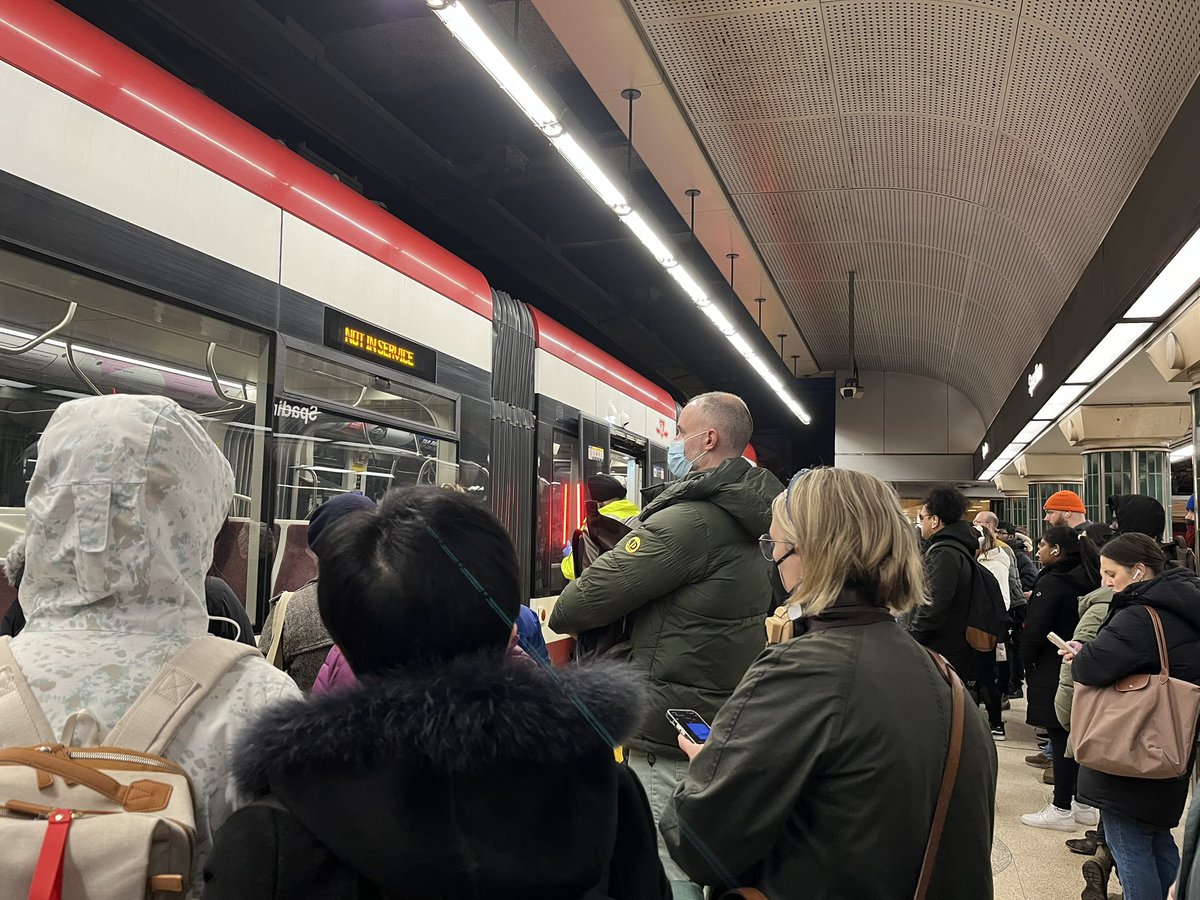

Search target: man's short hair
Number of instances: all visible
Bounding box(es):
[922,486,969,525]
[976,511,999,529]
[317,486,520,675]
[689,392,753,455]
[997,521,1016,534]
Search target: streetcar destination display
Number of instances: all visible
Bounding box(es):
[323,309,437,381]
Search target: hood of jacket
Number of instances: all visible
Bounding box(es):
[1110,566,1200,631]
[926,519,979,556]
[598,497,641,520]
[234,653,645,891]
[1110,494,1166,538]
[1078,586,1114,616]
[21,395,233,638]
[640,456,782,538]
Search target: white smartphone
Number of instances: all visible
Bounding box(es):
[1047,631,1072,652]
[666,708,711,744]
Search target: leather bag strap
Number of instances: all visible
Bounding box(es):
[915,648,965,900]
[1145,606,1171,684]
[0,747,172,811]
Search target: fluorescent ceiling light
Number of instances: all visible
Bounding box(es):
[1034,384,1089,422]
[1124,226,1200,319]
[1002,442,1026,459]
[1171,444,1194,462]
[727,333,755,358]
[1068,322,1152,384]
[425,1,813,425]
[1014,421,1047,444]
[667,266,708,304]
[700,304,736,335]
[620,212,676,267]
[548,133,628,213]
[428,1,562,137]
[0,378,36,389]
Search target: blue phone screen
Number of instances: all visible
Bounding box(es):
[686,722,710,742]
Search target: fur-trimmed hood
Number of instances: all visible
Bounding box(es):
[228,653,651,897]
[235,652,645,795]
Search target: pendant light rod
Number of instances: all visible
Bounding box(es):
[621,88,641,185]
[848,269,858,380]
[755,297,766,328]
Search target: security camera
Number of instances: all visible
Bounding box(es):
[840,377,864,400]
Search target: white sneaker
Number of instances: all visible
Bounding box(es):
[1072,800,1099,827]
[1021,802,1076,832]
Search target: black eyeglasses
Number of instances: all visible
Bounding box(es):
[759,534,795,563]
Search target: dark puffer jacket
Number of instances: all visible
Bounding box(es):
[1074,567,1200,828]
[908,520,981,680]
[661,594,997,900]
[203,654,669,900]
[1021,560,1092,728]
[549,456,782,756]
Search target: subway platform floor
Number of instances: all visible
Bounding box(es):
[992,697,1186,900]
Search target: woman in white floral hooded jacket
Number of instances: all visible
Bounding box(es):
[5,394,300,894]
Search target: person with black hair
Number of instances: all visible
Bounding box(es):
[561,473,641,580]
[204,486,669,900]
[907,486,981,681]
[1020,526,1094,832]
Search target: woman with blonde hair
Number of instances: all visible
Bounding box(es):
[660,468,998,900]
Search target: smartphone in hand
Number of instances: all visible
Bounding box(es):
[1047,631,1071,652]
[666,709,711,744]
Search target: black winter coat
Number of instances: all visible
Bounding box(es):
[1010,545,1039,591]
[909,521,982,681]
[1073,567,1200,828]
[203,653,670,900]
[1021,561,1091,728]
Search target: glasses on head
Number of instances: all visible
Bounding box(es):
[759,534,795,562]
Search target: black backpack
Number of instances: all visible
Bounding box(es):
[570,501,641,661]
[931,542,1008,652]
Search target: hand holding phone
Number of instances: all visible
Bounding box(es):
[1047,631,1071,652]
[666,709,711,745]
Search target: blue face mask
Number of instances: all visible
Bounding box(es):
[668,435,705,479]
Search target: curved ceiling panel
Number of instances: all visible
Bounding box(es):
[630,0,1200,420]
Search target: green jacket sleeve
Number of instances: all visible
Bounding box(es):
[1055,593,1111,730]
[659,645,842,889]
[549,505,708,635]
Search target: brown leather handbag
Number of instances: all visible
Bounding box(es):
[719,648,965,900]
[1072,606,1200,779]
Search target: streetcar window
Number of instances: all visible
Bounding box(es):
[0,248,271,622]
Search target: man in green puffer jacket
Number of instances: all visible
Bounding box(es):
[549,392,781,900]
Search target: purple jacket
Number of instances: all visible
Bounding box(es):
[311,639,537,695]
[311,645,356,695]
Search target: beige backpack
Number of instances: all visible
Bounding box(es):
[0,635,258,899]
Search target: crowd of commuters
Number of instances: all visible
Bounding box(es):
[6,391,1200,899]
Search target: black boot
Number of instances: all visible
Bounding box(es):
[1080,844,1113,900]
[1065,834,1097,855]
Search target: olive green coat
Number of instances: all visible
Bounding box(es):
[1054,586,1113,751]
[661,618,998,899]
[548,457,782,756]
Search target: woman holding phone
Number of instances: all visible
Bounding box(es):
[1064,534,1200,900]
[1019,526,1094,832]
[659,468,998,900]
